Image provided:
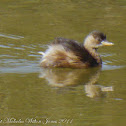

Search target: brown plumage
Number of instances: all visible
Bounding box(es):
[39,31,114,68]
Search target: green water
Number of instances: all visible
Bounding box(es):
[0,0,126,126]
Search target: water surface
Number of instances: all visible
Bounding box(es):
[0,0,126,126]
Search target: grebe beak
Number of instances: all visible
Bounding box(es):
[101,41,114,46]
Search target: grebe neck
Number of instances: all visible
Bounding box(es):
[84,38,102,64]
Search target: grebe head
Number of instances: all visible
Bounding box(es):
[84,30,114,49]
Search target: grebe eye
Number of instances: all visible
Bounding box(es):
[97,38,101,42]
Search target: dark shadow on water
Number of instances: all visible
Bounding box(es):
[39,67,113,98]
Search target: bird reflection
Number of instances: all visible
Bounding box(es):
[39,68,113,98]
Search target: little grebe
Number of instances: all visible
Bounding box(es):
[39,31,114,68]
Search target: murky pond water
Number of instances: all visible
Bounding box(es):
[0,0,126,126]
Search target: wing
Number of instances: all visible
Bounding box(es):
[52,37,89,62]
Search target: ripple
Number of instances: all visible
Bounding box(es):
[28,54,40,57]
[0,45,11,48]
[102,64,124,71]
[0,33,24,39]
[14,47,25,50]
[101,53,115,57]
[0,55,17,58]
[21,45,36,49]
[114,98,123,101]
[0,65,39,74]
[0,59,39,74]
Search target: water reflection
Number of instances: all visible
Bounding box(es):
[39,68,113,98]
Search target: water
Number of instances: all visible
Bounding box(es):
[0,0,126,126]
